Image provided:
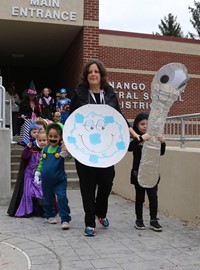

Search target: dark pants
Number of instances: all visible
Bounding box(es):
[61,111,69,124]
[42,180,71,223]
[12,111,20,135]
[75,160,115,228]
[134,179,158,220]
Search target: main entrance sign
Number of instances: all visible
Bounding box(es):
[0,0,83,25]
[12,6,77,21]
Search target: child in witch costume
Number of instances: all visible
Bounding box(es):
[34,123,71,230]
[15,132,48,217]
[7,123,41,216]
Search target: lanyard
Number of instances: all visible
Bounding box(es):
[89,90,105,104]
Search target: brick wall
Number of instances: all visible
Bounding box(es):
[100,46,200,73]
[58,0,100,96]
[99,45,200,119]
[82,0,99,63]
[82,26,99,64]
[57,29,84,95]
[84,0,99,21]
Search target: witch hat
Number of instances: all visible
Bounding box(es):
[26,80,37,96]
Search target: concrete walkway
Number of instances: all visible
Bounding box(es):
[1,190,200,270]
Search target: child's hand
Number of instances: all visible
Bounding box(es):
[60,150,70,158]
[34,171,41,184]
[12,97,16,104]
[60,140,71,158]
[157,134,165,143]
[27,141,32,148]
[141,133,150,141]
[61,140,67,152]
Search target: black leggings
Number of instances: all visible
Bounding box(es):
[75,160,115,228]
[134,179,158,220]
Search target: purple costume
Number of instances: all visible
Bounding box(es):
[15,145,43,217]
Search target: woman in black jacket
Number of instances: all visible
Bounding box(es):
[69,59,137,236]
[18,82,40,146]
[128,112,166,232]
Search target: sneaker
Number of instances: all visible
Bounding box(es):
[47,217,57,224]
[150,219,162,232]
[61,222,70,230]
[134,219,146,230]
[98,217,109,228]
[84,227,96,236]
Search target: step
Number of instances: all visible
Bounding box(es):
[10,144,79,190]
[11,152,75,167]
[11,144,23,150]
[67,178,80,189]
[11,163,20,171]
[11,161,77,171]
[11,155,21,163]
[11,169,78,180]
[65,162,77,170]
[11,148,23,155]
[11,178,79,190]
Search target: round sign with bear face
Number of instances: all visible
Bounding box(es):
[63,104,130,167]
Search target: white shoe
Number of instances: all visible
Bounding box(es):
[47,217,57,224]
[61,222,70,230]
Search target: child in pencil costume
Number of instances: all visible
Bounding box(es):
[34,123,71,230]
[128,112,166,231]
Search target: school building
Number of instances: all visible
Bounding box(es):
[0,0,200,119]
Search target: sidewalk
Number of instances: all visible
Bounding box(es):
[1,190,200,270]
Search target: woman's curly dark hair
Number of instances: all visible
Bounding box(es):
[81,59,109,89]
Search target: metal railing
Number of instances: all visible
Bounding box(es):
[129,113,200,148]
[6,96,14,143]
[165,113,200,147]
[0,76,14,143]
[0,77,5,128]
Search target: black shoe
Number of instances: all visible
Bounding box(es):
[17,141,26,147]
[134,219,146,230]
[150,219,162,232]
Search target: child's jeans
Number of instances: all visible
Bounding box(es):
[42,180,71,223]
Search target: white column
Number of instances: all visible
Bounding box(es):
[0,77,11,205]
[0,128,11,205]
